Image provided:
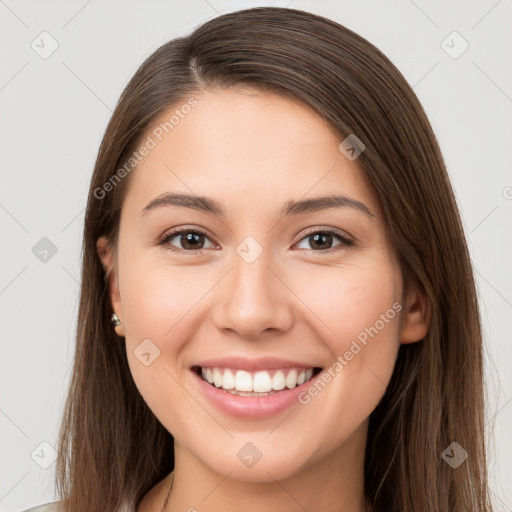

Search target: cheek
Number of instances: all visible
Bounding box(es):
[119,255,203,341]
[293,257,402,421]
[116,254,203,415]
[295,255,401,351]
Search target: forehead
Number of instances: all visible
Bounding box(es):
[122,87,379,218]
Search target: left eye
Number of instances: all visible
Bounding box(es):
[295,230,353,251]
[159,228,353,253]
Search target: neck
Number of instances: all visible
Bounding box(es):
[140,425,368,512]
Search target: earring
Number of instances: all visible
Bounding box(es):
[111,313,121,326]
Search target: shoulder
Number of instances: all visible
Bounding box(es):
[19,502,62,512]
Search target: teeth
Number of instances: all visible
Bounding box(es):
[200,366,317,392]
[253,371,272,392]
[272,370,286,390]
[222,369,235,390]
[213,368,223,388]
[227,389,279,397]
[285,369,297,389]
[235,370,253,391]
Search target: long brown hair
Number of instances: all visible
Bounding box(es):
[55,7,492,511]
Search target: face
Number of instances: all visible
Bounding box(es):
[98,87,428,482]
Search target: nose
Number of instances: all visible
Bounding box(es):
[210,243,294,340]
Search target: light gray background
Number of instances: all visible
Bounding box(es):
[1,1,511,510]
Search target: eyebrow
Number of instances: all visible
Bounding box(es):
[140,193,375,218]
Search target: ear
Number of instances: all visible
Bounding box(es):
[400,283,431,344]
[96,236,125,337]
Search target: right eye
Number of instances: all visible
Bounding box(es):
[159,228,217,253]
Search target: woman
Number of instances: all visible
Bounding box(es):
[22,6,492,512]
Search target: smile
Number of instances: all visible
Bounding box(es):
[193,366,322,396]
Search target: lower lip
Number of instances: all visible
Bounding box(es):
[192,369,318,419]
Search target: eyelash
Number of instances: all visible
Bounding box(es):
[157,226,354,255]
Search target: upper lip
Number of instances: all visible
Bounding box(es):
[193,356,321,372]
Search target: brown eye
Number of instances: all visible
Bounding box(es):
[295,229,353,252]
[158,227,353,254]
[160,229,215,252]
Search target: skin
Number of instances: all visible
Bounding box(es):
[97,87,430,512]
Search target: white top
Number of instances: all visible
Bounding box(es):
[20,502,132,512]
[20,503,60,512]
